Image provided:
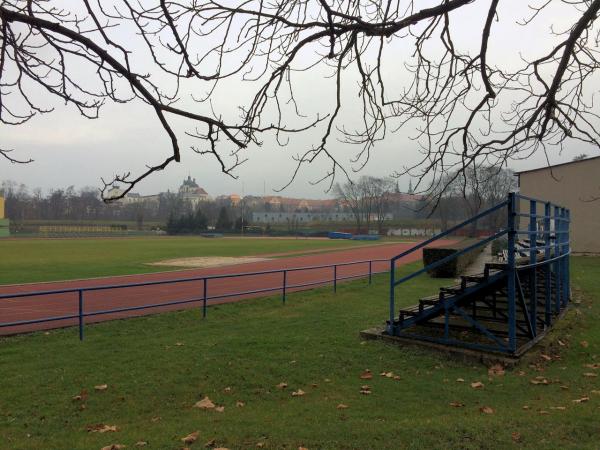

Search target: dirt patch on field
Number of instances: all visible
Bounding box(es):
[147,256,270,269]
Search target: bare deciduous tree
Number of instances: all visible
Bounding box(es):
[1,1,599,201]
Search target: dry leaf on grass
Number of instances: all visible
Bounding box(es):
[360,370,373,380]
[591,390,600,395]
[223,387,232,393]
[449,402,464,408]
[181,431,199,444]
[94,384,108,391]
[101,445,126,450]
[298,447,308,450]
[214,448,230,450]
[581,341,589,348]
[276,382,288,389]
[530,377,549,385]
[549,406,567,410]
[522,405,530,410]
[256,443,265,448]
[583,373,598,377]
[336,404,349,409]
[470,381,484,389]
[359,385,371,395]
[291,389,305,397]
[540,354,552,361]
[511,432,522,443]
[134,442,147,447]
[194,397,215,409]
[87,424,119,433]
[488,364,505,377]
[479,406,495,414]
[539,410,549,415]
[175,342,184,346]
[236,401,245,408]
[572,397,590,403]
[215,406,225,413]
[72,389,88,402]
[456,378,465,383]
[380,372,394,378]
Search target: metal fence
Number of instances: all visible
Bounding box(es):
[0,257,390,340]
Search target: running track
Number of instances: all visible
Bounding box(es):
[0,240,454,335]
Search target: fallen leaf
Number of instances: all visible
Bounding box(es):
[87,424,119,433]
[324,378,331,383]
[591,390,600,395]
[530,377,549,385]
[134,442,147,447]
[181,431,199,445]
[572,397,590,403]
[223,387,232,393]
[479,406,495,414]
[175,342,184,346]
[456,378,465,383]
[560,385,570,390]
[359,386,371,395]
[581,341,589,348]
[101,445,126,450]
[585,363,600,369]
[150,417,160,423]
[276,382,288,389]
[511,432,522,443]
[449,402,464,408]
[215,406,225,413]
[236,401,245,408]
[291,389,305,397]
[540,354,552,361]
[488,364,505,377]
[298,447,308,450]
[583,372,598,377]
[522,405,530,410]
[94,384,108,391]
[393,375,401,380]
[360,370,373,380]
[550,406,567,410]
[380,372,394,378]
[256,443,265,448]
[557,339,566,347]
[72,389,88,402]
[470,381,484,389]
[336,404,349,409]
[194,397,215,409]
[539,410,549,415]
[204,438,216,447]
[214,448,230,450]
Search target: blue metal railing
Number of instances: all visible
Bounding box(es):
[387,192,571,354]
[0,256,391,340]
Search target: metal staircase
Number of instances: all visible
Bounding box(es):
[386,193,571,356]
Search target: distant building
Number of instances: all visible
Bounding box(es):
[516,156,600,253]
[179,176,209,207]
[252,211,354,224]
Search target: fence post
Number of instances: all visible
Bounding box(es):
[78,289,84,341]
[562,208,568,306]
[203,278,208,319]
[554,205,561,312]
[507,193,517,352]
[388,259,395,335]
[529,199,537,336]
[333,265,337,293]
[544,202,552,326]
[368,261,372,285]
[282,270,287,304]
[565,209,570,304]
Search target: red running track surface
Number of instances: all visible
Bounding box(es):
[0,240,455,335]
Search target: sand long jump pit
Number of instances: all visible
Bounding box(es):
[147,256,270,269]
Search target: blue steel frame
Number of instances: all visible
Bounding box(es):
[387,193,571,355]
[0,257,390,340]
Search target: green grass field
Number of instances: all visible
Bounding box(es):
[0,236,375,285]
[0,257,598,449]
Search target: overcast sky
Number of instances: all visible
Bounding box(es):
[1,1,597,199]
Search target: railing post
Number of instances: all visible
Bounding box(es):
[529,199,537,336]
[78,289,84,341]
[282,270,287,304]
[565,209,571,305]
[507,193,517,352]
[554,205,561,312]
[561,208,568,307]
[368,260,372,285]
[203,278,208,319]
[544,202,552,326]
[388,259,396,335]
[333,265,337,293]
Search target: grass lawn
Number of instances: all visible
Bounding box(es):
[0,236,374,285]
[1,257,599,449]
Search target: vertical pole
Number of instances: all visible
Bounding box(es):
[282,270,287,304]
[388,259,396,335]
[561,208,568,307]
[333,265,337,293]
[529,199,537,336]
[544,202,552,326]
[554,205,561,313]
[507,193,517,352]
[203,278,208,319]
[565,209,571,304]
[368,260,372,285]
[78,289,84,341]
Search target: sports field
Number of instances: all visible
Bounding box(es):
[0,257,598,449]
[0,236,379,285]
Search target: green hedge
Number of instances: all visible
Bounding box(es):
[422,240,483,278]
